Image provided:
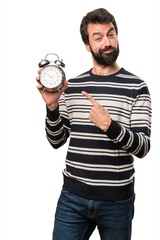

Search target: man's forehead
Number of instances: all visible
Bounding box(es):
[87,23,115,34]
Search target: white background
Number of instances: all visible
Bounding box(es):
[0,0,159,239]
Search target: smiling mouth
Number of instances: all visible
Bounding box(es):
[104,49,113,54]
[100,47,114,54]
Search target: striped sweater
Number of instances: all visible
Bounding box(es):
[45,68,152,201]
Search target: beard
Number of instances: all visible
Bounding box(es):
[90,43,119,66]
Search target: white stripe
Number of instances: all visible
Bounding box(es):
[63,170,135,186]
[69,81,144,90]
[46,126,64,136]
[68,146,129,156]
[66,159,134,172]
[71,132,109,141]
[46,116,61,126]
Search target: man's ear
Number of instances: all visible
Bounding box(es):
[85,44,91,52]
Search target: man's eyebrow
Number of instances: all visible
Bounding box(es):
[92,27,115,37]
[92,32,101,37]
[108,27,115,33]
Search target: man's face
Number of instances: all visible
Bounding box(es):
[86,23,119,66]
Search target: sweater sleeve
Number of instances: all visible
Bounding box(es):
[45,94,71,149]
[106,84,152,158]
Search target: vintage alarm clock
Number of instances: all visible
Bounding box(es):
[38,53,66,92]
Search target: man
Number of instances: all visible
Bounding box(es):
[37,8,152,240]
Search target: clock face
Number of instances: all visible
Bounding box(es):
[40,65,63,89]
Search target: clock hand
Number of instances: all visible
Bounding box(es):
[44,72,53,79]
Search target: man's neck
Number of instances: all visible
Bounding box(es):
[92,62,120,76]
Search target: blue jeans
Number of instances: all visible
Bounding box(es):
[52,189,135,240]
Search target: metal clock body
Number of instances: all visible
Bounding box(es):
[38,53,66,92]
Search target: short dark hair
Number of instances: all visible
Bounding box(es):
[80,8,118,44]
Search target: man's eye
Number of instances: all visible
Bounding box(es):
[108,32,115,37]
[95,37,102,41]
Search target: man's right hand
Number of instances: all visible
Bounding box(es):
[36,70,68,111]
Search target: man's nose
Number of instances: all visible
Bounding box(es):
[103,36,111,46]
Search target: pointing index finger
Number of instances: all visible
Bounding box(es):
[82,91,98,106]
